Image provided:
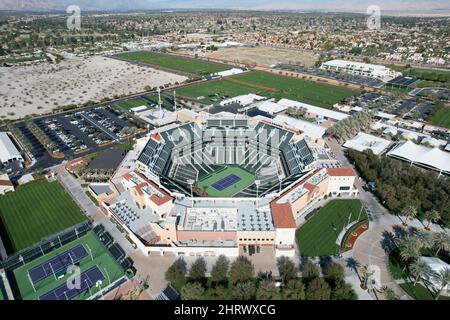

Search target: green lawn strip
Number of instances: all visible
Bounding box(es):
[430,106,450,129]
[0,180,87,252]
[177,78,258,104]
[197,166,255,197]
[232,71,359,108]
[116,98,154,111]
[145,94,174,109]
[114,51,229,76]
[296,199,367,257]
[177,71,358,108]
[399,282,450,300]
[13,232,125,300]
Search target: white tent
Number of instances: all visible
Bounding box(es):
[419,257,450,292]
[387,140,450,175]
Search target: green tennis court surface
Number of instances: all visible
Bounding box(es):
[197,166,255,197]
[13,231,126,300]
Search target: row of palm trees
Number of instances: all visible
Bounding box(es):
[327,110,374,143]
[400,205,442,230]
[397,230,450,300]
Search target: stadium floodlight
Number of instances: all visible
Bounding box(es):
[96,280,105,300]
[255,180,261,204]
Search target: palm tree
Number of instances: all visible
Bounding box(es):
[379,286,398,300]
[400,205,418,226]
[399,241,420,270]
[431,268,450,300]
[424,210,440,230]
[413,230,434,251]
[359,264,374,290]
[432,232,450,257]
[409,260,432,286]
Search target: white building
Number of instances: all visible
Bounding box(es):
[273,115,327,141]
[255,100,289,115]
[320,59,401,82]
[343,132,392,156]
[0,132,24,166]
[214,68,245,78]
[220,94,266,107]
[277,99,349,122]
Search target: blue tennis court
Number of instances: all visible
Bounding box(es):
[212,174,241,191]
[39,266,105,300]
[28,244,88,285]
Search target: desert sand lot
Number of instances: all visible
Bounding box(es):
[0,56,187,120]
[201,46,318,67]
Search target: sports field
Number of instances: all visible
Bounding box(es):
[13,231,125,300]
[296,199,367,257]
[114,51,229,76]
[0,180,87,252]
[177,71,359,108]
[197,166,255,197]
[116,97,154,111]
[430,106,450,129]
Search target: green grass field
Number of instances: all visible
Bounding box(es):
[114,51,229,76]
[115,97,154,111]
[145,93,174,110]
[197,166,255,197]
[13,231,125,300]
[0,180,87,252]
[296,199,367,257]
[400,282,450,300]
[430,106,450,129]
[177,71,359,108]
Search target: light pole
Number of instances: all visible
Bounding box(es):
[96,280,104,300]
[187,179,194,207]
[255,180,260,206]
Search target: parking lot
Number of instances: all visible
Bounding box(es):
[10,105,144,175]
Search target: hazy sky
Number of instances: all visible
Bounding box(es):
[3,0,450,13]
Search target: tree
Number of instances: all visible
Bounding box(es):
[431,268,450,300]
[181,282,205,300]
[281,279,305,300]
[432,232,450,256]
[413,230,434,250]
[188,257,207,282]
[207,285,228,300]
[424,210,441,230]
[165,258,187,283]
[331,279,357,300]
[302,261,320,283]
[401,205,418,225]
[211,255,229,284]
[399,240,420,269]
[277,257,298,284]
[232,281,255,300]
[323,262,345,284]
[306,277,331,300]
[359,264,375,289]
[379,286,398,300]
[409,260,432,286]
[256,280,280,300]
[229,256,254,284]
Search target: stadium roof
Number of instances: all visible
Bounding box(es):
[387,140,450,175]
[273,115,327,140]
[0,132,23,164]
[277,99,349,121]
[343,132,392,155]
[256,100,288,115]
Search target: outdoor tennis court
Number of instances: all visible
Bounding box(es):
[28,244,88,285]
[198,166,255,197]
[39,266,105,300]
[212,174,242,191]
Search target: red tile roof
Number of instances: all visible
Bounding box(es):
[270,202,296,229]
[0,180,13,187]
[327,168,356,177]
